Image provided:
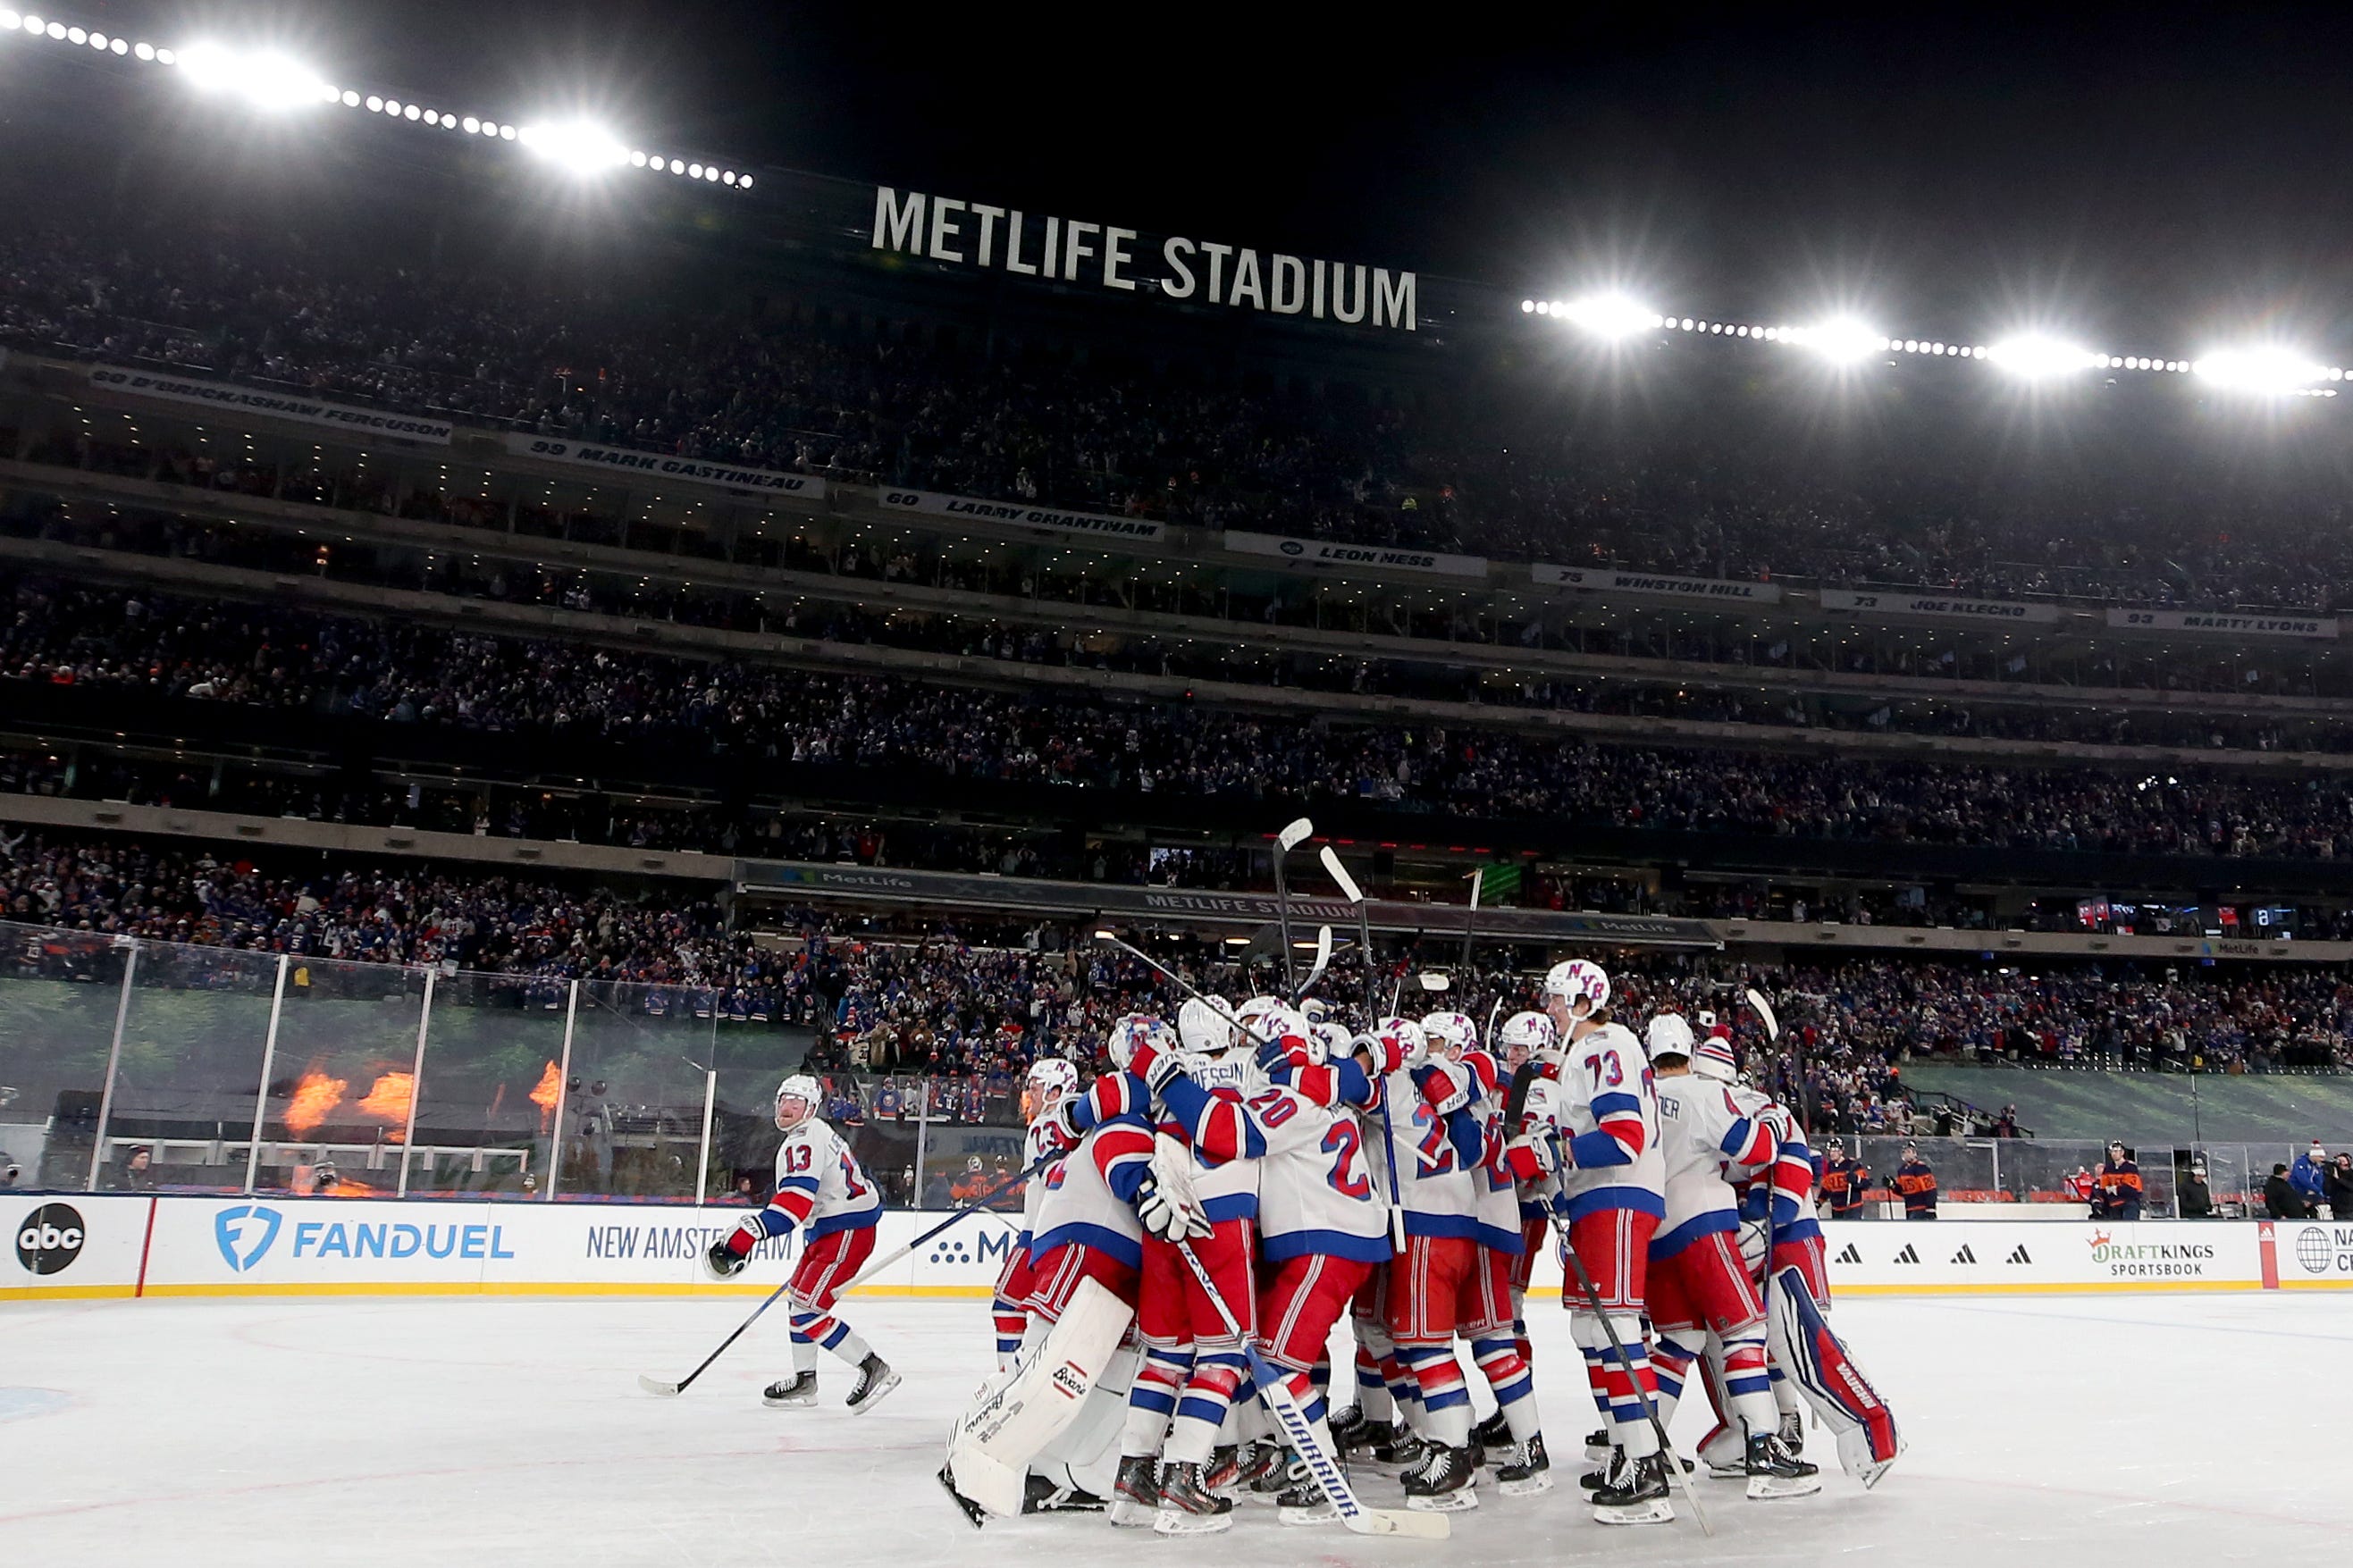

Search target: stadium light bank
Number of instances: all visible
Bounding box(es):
[0,8,753,192]
[1525,294,2344,398]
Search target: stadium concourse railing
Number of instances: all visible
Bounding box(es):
[0,921,2318,1220]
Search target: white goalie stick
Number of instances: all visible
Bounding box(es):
[1169,1237,1449,1539]
[1273,816,1315,985]
[1290,923,1334,1003]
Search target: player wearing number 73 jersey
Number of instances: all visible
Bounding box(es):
[702,1075,895,1413]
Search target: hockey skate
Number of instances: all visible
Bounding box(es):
[1583,1426,1611,1462]
[1495,1431,1553,1497]
[1777,1407,1806,1452]
[1744,1427,1822,1499]
[1022,1473,1105,1514]
[1366,1422,1426,1472]
[1268,1452,1339,1525]
[1699,1421,1747,1477]
[1241,1444,1292,1504]
[1153,1460,1235,1536]
[1579,1446,1625,1491]
[1109,1455,1160,1528]
[845,1353,900,1413]
[1325,1404,1366,1448]
[937,1465,986,1530]
[1203,1443,1242,1497]
[1592,1452,1676,1525]
[761,1371,818,1408]
[1471,1408,1511,1464]
[1400,1442,1479,1513]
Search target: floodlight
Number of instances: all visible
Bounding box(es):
[2192,348,2329,393]
[44,19,59,36]
[63,23,79,41]
[173,43,332,112]
[1987,336,2096,378]
[19,14,39,33]
[109,35,123,52]
[340,90,359,107]
[737,174,751,189]
[518,120,630,173]
[133,39,153,58]
[1802,318,1886,363]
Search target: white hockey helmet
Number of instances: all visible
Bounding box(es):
[1023,1055,1080,1115]
[1421,1010,1478,1060]
[1692,1036,1741,1082]
[773,1073,824,1130]
[1106,1012,1175,1070]
[1258,1003,1311,1056]
[1377,1015,1429,1069]
[1300,995,1332,1023]
[1497,1010,1559,1065]
[1177,995,1243,1056]
[1644,1012,1696,1065]
[1542,959,1610,1019]
[1307,1020,1351,1067]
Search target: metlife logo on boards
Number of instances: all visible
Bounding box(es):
[14,1203,86,1276]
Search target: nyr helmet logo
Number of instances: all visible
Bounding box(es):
[214,1204,284,1272]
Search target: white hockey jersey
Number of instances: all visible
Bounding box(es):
[1240,1081,1389,1264]
[1028,1114,1147,1271]
[1368,1060,1483,1241]
[770,1116,883,1239]
[1534,1021,1666,1224]
[1155,1057,1263,1224]
[1463,1052,1525,1254]
[1651,1073,1776,1256]
[1016,1111,1082,1255]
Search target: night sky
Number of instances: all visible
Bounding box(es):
[44,2,2353,344]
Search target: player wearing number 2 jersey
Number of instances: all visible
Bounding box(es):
[702,1074,896,1414]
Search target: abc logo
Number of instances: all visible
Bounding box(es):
[15,1202,87,1276]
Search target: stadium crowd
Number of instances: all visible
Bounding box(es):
[6,219,2353,610]
[8,574,2353,859]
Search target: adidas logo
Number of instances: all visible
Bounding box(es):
[2006,1245,2032,1265]
[1835,1243,1861,1265]
[1951,1245,1978,1265]
[1893,1245,1920,1264]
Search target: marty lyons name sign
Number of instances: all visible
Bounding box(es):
[871,187,1417,332]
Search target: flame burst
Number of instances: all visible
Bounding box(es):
[357,1072,416,1140]
[284,1069,349,1136]
[528,1061,562,1130]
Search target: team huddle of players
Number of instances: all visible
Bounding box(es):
[707,958,1904,1537]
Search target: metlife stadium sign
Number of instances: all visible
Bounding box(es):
[870,187,1418,332]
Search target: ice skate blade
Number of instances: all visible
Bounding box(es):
[847,1368,902,1414]
[1152,1507,1234,1537]
[1405,1487,1478,1513]
[1106,1498,1157,1529]
[761,1391,818,1408]
[1277,1500,1339,1526]
[1707,1462,1749,1480]
[1746,1473,1823,1500]
[936,1467,986,1530]
[1497,1473,1554,1497]
[1592,1498,1675,1526]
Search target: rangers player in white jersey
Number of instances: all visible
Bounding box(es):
[702,1075,898,1413]
[1641,1015,1819,1499]
[991,1056,1082,1366]
[1502,960,1672,1523]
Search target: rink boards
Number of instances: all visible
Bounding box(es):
[11,1194,2353,1301]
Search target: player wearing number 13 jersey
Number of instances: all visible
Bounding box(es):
[701,1075,896,1413]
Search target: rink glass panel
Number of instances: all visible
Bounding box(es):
[89,938,289,1193]
[245,958,433,1196]
[551,978,727,1203]
[398,969,568,1199]
[0,925,132,1187]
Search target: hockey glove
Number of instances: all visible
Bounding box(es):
[702,1222,758,1282]
[1501,1132,1557,1182]
[1131,1172,1210,1242]
[1350,1030,1404,1077]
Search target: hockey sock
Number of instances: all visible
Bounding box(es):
[1717,1321,1779,1436]
[1648,1329,1704,1430]
[1511,1304,1534,1371]
[991,1296,1027,1370]
[1352,1342,1394,1422]
[1769,1358,1801,1417]
[1577,1313,1660,1459]
[1123,1343,1189,1457]
[1472,1333,1542,1443]
[1396,1342,1472,1448]
[1164,1346,1248,1465]
[787,1307,870,1371]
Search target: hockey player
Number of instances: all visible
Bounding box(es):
[2094,1141,2143,1221]
[1504,959,1673,1524]
[1109,996,1265,1536]
[1819,1136,1872,1220]
[1362,1014,1491,1512]
[991,1055,1082,1366]
[702,1075,898,1413]
[1426,1009,1550,1497]
[1895,1143,1938,1219]
[1640,1017,1819,1499]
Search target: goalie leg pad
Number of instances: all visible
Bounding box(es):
[1766,1265,1902,1487]
[949,1276,1135,1518]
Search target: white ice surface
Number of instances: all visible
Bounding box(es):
[2,1290,2346,1565]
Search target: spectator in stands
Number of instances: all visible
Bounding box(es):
[2263,1162,2309,1220]
[2177,1161,2214,1219]
[2290,1141,2330,1211]
[2327,1153,2353,1222]
[2093,1142,2143,1221]
[1895,1143,1937,1220]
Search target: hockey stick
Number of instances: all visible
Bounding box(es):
[1288,924,1334,1004]
[1544,1170,1714,1535]
[637,1153,1045,1397]
[1092,930,1279,1052]
[1273,817,1315,986]
[1170,1237,1449,1539]
[1319,847,1408,1248]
